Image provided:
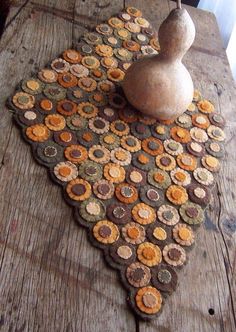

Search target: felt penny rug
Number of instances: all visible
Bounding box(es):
[7,6,226,320]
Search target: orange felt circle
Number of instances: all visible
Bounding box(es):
[57,72,78,88]
[93,93,104,102]
[154,173,165,183]
[59,132,72,142]
[45,114,66,131]
[171,188,183,200]
[58,166,72,177]
[192,114,210,129]
[135,287,162,314]
[26,124,50,142]
[177,153,197,171]
[197,100,214,113]
[138,154,149,164]
[142,137,163,156]
[142,247,156,260]
[57,100,77,116]
[110,70,120,78]
[64,145,88,163]
[166,185,188,205]
[62,49,82,63]
[115,183,138,204]
[92,69,103,78]
[174,171,186,181]
[127,227,140,239]
[40,99,53,111]
[82,132,93,142]
[51,118,61,126]
[170,127,191,143]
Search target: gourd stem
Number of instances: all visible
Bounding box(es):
[177,0,182,9]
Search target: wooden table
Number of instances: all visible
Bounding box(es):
[0,1,235,331]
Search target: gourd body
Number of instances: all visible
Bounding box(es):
[122,8,196,120]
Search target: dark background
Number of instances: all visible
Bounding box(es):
[181,0,200,6]
[0,0,10,38]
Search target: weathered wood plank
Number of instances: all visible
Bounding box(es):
[0,0,136,331]
[72,0,125,51]
[124,1,236,331]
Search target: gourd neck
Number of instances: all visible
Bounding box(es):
[157,52,183,63]
[157,8,195,63]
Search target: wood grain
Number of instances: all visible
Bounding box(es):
[0,1,136,331]
[0,0,235,331]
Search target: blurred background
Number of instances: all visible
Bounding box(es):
[183,0,236,80]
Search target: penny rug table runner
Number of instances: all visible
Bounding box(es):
[7,6,226,320]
